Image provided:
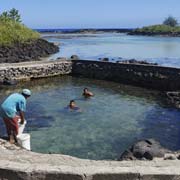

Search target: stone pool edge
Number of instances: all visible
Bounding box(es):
[1,59,180,179]
[0,139,180,180]
[1,59,180,91]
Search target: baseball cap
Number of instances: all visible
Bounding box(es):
[22,89,31,96]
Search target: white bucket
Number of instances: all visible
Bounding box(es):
[17,133,31,150]
[18,120,27,135]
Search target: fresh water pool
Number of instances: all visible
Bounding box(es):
[0,76,180,160]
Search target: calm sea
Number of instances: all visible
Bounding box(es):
[41,32,180,68]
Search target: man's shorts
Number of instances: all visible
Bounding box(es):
[3,116,19,136]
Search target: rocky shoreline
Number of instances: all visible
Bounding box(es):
[0,39,59,63]
[128,31,180,37]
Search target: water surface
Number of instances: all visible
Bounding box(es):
[42,33,180,67]
[0,76,180,160]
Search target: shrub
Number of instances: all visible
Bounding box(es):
[0,11,40,46]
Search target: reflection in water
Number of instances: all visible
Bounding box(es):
[0,76,179,160]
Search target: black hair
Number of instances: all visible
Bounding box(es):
[70,100,75,103]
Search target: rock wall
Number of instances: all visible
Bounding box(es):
[72,60,180,91]
[1,59,180,91]
[0,39,59,63]
[0,60,72,84]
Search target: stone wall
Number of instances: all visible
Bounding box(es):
[72,60,180,91]
[1,59,180,91]
[0,60,72,84]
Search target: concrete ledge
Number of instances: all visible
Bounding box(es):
[0,139,180,180]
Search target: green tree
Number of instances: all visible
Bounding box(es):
[163,16,178,27]
[0,11,10,21]
[0,8,21,23]
[9,8,21,22]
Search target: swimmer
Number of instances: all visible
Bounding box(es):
[82,88,94,98]
[67,100,81,111]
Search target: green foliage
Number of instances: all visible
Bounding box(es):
[0,8,40,46]
[0,18,40,46]
[133,25,180,35]
[163,16,178,27]
[0,8,21,23]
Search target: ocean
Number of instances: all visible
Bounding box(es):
[38,29,180,68]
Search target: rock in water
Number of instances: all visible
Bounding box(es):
[118,139,171,161]
[101,58,109,62]
[166,91,180,108]
[70,55,79,60]
[3,78,17,85]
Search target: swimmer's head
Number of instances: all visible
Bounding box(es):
[69,100,76,107]
[83,88,88,93]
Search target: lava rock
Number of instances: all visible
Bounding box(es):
[117,59,158,65]
[0,39,59,63]
[3,78,17,85]
[119,150,136,160]
[101,58,109,62]
[70,55,79,60]
[118,139,171,161]
[166,91,180,108]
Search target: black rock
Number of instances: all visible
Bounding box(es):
[119,139,171,161]
[144,151,153,160]
[3,78,17,85]
[117,59,158,65]
[70,55,79,60]
[101,58,109,62]
[118,150,135,161]
[0,39,59,63]
[166,91,180,108]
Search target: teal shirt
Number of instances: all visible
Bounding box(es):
[0,93,26,119]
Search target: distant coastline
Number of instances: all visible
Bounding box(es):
[35,27,180,37]
[35,28,134,34]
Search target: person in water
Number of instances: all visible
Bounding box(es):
[67,100,81,111]
[82,88,94,98]
[0,89,31,144]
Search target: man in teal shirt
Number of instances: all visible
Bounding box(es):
[0,89,31,143]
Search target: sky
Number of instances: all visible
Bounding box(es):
[1,0,180,29]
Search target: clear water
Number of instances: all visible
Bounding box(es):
[42,33,180,68]
[0,76,180,160]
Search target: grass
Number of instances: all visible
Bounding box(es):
[0,19,40,46]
